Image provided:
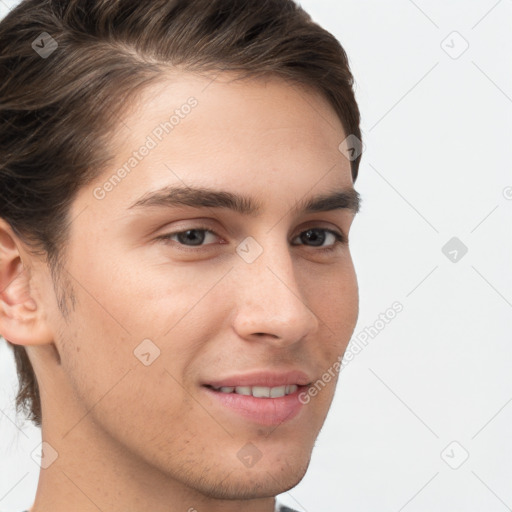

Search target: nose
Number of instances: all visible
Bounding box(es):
[231,238,320,347]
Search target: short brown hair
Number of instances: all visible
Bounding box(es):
[0,0,362,427]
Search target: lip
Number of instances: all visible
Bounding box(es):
[201,369,313,426]
[203,369,312,388]
[202,384,309,426]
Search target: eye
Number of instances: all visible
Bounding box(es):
[156,227,220,247]
[155,226,346,251]
[291,228,346,251]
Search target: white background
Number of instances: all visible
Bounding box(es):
[1,1,511,511]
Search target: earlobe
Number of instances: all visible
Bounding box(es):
[0,219,54,346]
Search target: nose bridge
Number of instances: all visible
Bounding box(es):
[232,234,319,344]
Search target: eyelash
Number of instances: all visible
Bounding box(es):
[155,225,347,253]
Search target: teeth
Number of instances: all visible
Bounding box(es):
[235,386,252,396]
[213,384,298,398]
[252,386,271,398]
[270,385,286,398]
[286,384,298,394]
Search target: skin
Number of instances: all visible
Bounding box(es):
[0,72,359,512]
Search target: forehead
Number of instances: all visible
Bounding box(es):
[83,71,353,218]
[117,71,347,160]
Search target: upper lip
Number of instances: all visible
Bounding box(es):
[204,369,312,389]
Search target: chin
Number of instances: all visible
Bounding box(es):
[194,448,312,500]
[198,459,311,500]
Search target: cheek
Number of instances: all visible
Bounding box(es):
[54,257,218,409]
[56,309,134,416]
[87,251,220,338]
[298,259,358,402]
[310,257,359,338]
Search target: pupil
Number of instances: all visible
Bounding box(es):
[178,229,205,246]
[303,229,324,247]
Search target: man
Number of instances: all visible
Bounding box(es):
[0,0,363,510]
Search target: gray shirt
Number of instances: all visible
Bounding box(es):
[18,501,299,512]
[275,503,300,512]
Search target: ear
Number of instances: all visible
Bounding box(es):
[0,218,53,346]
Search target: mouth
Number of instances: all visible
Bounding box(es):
[201,370,313,426]
[203,383,304,398]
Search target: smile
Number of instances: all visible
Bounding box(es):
[206,384,299,398]
[202,382,310,426]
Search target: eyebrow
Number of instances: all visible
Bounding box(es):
[127,185,361,215]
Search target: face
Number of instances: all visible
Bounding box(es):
[29,72,359,499]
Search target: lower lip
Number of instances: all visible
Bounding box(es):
[202,385,308,426]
